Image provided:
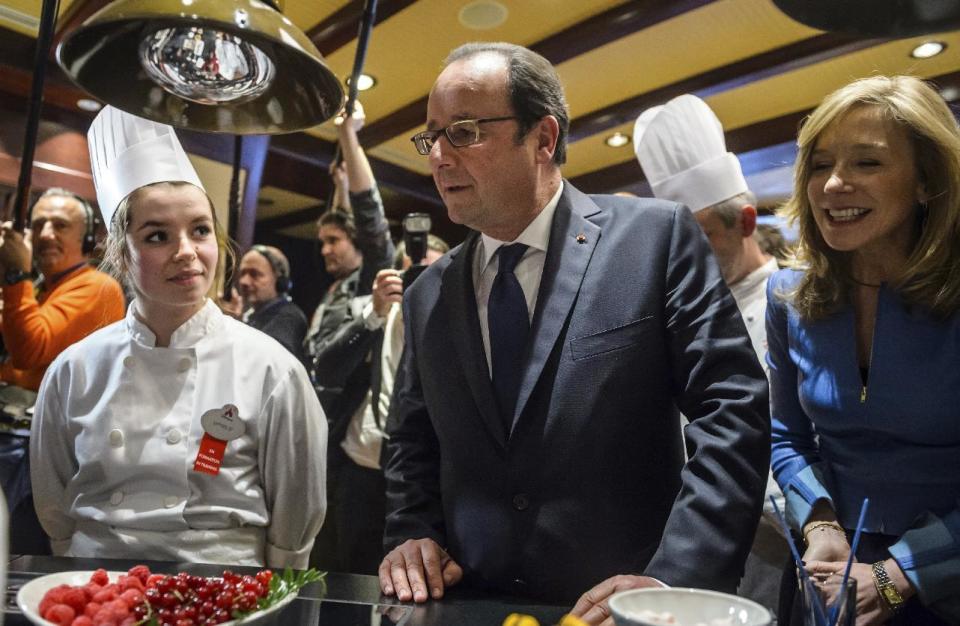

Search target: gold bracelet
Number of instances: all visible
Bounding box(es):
[802,520,846,542]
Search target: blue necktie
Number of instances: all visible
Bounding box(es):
[488,243,530,428]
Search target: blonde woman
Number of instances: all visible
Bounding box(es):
[767,75,960,625]
[30,107,327,568]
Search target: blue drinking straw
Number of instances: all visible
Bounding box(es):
[829,498,870,626]
[769,496,829,625]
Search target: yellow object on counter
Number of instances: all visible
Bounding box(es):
[558,614,589,626]
[503,613,540,626]
[502,612,589,626]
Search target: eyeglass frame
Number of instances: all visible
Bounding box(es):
[410,116,518,155]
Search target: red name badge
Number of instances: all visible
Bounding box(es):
[193,433,227,475]
[193,404,243,476]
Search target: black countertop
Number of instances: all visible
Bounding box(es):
[4,555,570,626]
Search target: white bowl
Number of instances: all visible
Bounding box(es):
[17,570,297,626]
[609,588,773,626]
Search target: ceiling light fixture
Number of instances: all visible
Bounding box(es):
[605,132,630,148]
[346,74,377,91]
[911,41,946,59]
[458,1,508,30]
[75,98,102,112]
[56,0,343,134]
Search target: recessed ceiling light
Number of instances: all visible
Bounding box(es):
[911,41,945,59]
[605,132,630,148]
[345,74,376,91]
[459,1,508,30]
[76,98,102,112]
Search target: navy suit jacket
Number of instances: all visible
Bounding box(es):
[383,182,770,603]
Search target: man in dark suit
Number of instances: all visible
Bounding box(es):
[379,42,770,621]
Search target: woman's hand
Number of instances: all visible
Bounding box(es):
[805,563,891,626]
[802,526,851,563]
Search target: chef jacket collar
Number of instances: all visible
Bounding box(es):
[126,298,222,348]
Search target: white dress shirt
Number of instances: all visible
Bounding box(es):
[473,182,563,374]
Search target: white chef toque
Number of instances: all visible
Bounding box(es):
[87,105,205,226]
[633,94,748,212]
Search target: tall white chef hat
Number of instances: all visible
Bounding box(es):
[87,106,204,226]
[633,94,748,212]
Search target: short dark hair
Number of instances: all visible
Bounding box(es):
[317,209,357,244]
[444,42,569,165]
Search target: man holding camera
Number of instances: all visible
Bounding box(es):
[314,221,448,576]
[305,102,395,573]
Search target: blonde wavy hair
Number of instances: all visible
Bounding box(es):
[781,75,960,320]
[100,181,235,300]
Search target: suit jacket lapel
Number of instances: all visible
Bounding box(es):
[511,183,601,432]
[441,233,507,450]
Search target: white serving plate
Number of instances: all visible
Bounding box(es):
[17,570,297,626]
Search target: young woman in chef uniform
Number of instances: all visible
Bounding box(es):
[29,106,327,569]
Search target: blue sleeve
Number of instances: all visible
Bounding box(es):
[765,273,834,530]
[887,504,960,615]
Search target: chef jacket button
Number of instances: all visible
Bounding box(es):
[166,429,182,444]
[746,315,755,323]
[109,491,123,506]
[177,358,192,372]
[123,356,134,368]
[108,429,124,447]
[163,496,179,508]
[512,493,530,511]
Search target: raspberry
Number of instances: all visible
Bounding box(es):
[42,603,76,625]
[127,564,151,584]
[70,617,94,626]
[118,575,144,592]
[119,588,144,609]
[146,574,165,589]
[89,569,110,586]
[61,587,88,612]
[83,601,102,618]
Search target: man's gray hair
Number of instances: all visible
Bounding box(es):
[708,190,757,227]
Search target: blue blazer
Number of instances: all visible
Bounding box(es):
[384,182,770,603]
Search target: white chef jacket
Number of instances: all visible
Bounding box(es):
[728,257,783,522]
[728,257,778,377]
[30,299,327,569]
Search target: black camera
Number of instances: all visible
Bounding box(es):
[401,212,431,290]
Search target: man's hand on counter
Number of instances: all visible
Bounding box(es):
[379,538,464,603]
[569,574,665,625]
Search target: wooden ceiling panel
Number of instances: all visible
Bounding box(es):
[314,0,624,125]
[707,30,960,129]
[281,0,351,36]
[0,0,77,35]
[255,185,322,220]
[369,136,433,177]
[557,0,819,120]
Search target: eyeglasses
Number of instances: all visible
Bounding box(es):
[411,116,518,155]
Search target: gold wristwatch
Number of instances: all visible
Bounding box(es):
[872,561,905,612]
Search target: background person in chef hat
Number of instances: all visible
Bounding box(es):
[634,94,786,613]
[29,106,328,569]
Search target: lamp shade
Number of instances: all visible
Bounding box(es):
[773,0,960,37]
[57,0,344,134]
